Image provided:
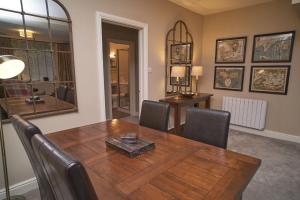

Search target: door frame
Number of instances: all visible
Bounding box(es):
[96,11,149,121]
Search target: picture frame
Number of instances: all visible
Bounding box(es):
[170,66,191,86]
[252,31,295,63]
[214,66,245,91]
[249,65,290,95]
[215,37,247,63]
[170,43,192,64]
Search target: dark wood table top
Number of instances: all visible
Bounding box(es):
[159,93,213,105]
[47,119,260,200]
[0,95,74,116]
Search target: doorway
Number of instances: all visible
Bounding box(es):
[96,12,149,122]
[110,42,137,119]
[102,22,139,120]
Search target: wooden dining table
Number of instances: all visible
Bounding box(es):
[47,119,261,200]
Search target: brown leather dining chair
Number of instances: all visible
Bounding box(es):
[32,134,98,200]
[182,108,231,149]
[139,100,170,132]
[11,115,55,200]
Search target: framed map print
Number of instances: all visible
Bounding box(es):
[252,31,295,63]
[249,66,290,95]
[214,66,245,91]
[215,37,247,63]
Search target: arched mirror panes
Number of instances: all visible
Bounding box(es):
[0,0,77,121]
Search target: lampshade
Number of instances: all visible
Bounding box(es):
[0,55,25,79]
[191,66,203,77]
[171,66,186,78]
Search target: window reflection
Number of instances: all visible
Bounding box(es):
[0,0,76,120]
[25,15,51,50]
[48,0,68,19]
[23,0,47,16]
[0,11,26,49]
[51,20,70,50]
[0,0,21,12]
[28,50,54,81]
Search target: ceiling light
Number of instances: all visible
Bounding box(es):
[19,29,34,39]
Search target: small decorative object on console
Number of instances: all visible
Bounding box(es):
[180,91,195,98]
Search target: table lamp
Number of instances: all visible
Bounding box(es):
[171,66,186,95]
[0,55,25,200]
[191,66,203,95]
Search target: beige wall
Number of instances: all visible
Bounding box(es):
[200,0,300,136]
[1,0,203,190]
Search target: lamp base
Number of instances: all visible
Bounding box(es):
[1,195,26,200]
[174,95,182,100]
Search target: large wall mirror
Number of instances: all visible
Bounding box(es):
[165,21,193,96]
[0,0,77,121]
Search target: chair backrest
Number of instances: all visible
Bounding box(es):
[182,108,231,149]
[65,88,75,104]
[11,115,55,200]
[56,85,68,100]
[32,134,98,200]
[139,100,170,132]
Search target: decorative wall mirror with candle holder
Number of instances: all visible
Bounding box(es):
[165,20,193,96]
[0,0,77,122]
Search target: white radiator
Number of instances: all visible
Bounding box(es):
[222,96,267,130]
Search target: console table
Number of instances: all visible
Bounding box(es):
[159,93,213,134]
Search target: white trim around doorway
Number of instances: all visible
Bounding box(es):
[96,11,149,122]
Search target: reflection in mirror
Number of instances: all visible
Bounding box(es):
[0,82,34,119]
[0,11,26,49]
[31,82,61,113]
[0,0,21,12]
[48,0,68,19]
[0,0,76,121]
[28,50,54,81]
[51,20,70,51]
[55,83,75,105]
[25,15,50,50]
[54,52,72,81]
[22,0,47,16]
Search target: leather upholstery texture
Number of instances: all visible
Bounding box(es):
[32,134,98,200]
[56,85,68,100]
[65,89,75,104]
[182,108,231,149]
[11,115,55,200]
[139,100,170,132]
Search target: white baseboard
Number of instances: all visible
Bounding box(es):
[0,177,38,199]
[230,125,300,144]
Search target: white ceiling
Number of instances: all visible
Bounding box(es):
[168,0,274,15]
